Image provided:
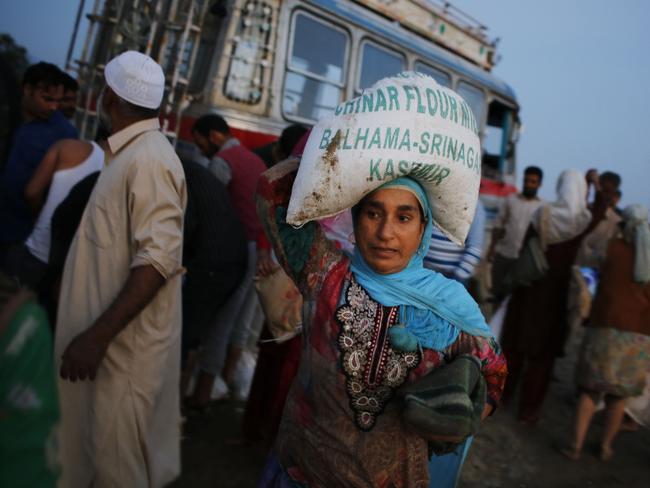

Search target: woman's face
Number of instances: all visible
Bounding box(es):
[354,188,426,274]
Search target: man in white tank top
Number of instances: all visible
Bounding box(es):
[0,138,104,290]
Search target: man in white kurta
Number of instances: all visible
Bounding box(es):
[55,52,186,487]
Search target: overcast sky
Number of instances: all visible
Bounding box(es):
[2,0,648,206]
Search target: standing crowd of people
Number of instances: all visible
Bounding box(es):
[0,50,648,488]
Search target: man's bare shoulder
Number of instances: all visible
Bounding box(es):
[55,139,95,169]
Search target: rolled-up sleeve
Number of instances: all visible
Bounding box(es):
[127,157,187,279]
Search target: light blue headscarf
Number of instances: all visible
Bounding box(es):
[350,177,492,352]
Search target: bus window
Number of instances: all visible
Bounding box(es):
[283,12,349,122]
[223,1,275,104]
[483,100,516,179]
[456,81,486,130]
[190,9,223,93]
[414,62,451,88]
[357,41,405,91]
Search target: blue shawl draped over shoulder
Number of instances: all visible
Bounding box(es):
[349,177,492,351]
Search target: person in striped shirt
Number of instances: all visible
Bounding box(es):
[424,200,486,285]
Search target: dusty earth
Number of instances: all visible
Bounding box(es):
[171,326,650,488]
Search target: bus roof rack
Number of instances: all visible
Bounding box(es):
[353,0,498,70]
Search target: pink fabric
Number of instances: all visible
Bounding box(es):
[290,129,311,157]
[320,210,355,254]
[219,144,267,241]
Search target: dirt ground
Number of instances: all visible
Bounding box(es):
[171,326,650,488]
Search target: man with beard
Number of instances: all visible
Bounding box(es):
[55,51,186,487]
[488,165,545,304]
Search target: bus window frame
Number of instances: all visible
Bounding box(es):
[282,9,352,124]
[355,38,406,93]
[413,61,452,88]
[456,79,488,135]
[484,94,519,179]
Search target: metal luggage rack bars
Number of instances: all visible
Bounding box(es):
[66,0,211,146]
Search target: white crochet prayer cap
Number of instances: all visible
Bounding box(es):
[104,51,165,109]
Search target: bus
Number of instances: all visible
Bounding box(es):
[67,0,520,209]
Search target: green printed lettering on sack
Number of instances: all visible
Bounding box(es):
[418,132,430,154]
[375,89,387,112]
[342,129,353,150]
[332,81,479,136]
[368,159,453,185]
[383,159,395,179]
[467,147,475,171]
[343,99,356,115]
[457,143,465,165]
[438,90,449,119]
[446,137,457,160]
[369,159,382,181]
[448,96,458,123]
[384,127,400,150]
[368,128,382,149]
[404,85,415,112]
[460,101,470,130]
[426,88,438,116]
[387,86,400,111]
[362,92,374,113]
[355,127,369,149]
[430,133,443,156]
[398,129,411,151]
[413,86,427,114]
[319,129,332,149]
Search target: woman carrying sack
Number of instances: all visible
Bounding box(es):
[255,159,506,487]
[500,170,604,425]
[561,205,650,461]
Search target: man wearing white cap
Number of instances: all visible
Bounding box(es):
[55,51,186,487]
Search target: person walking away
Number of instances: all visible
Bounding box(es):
[256,159,507,487]
[561,204,650,461]
[0,273,60,488]
[487,166,544,303]
[1,136,104,290]
[180,158,248,395]
[59,73,79,121]
[188,114,267,406]
[55,51,186,487]
[500,170,605,425]
[0,62,77,255]
[425,200,486,286]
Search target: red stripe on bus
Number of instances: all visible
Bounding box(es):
[480,178,517,197]
[178,115,278,150]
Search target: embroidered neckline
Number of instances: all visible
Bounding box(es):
[336,278,421,431]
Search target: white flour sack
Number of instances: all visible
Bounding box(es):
[286,72,482,245]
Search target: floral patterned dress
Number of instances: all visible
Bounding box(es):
[257,160,507,488]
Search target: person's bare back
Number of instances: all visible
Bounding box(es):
[25,139,96,214]
[53,139,94,171]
